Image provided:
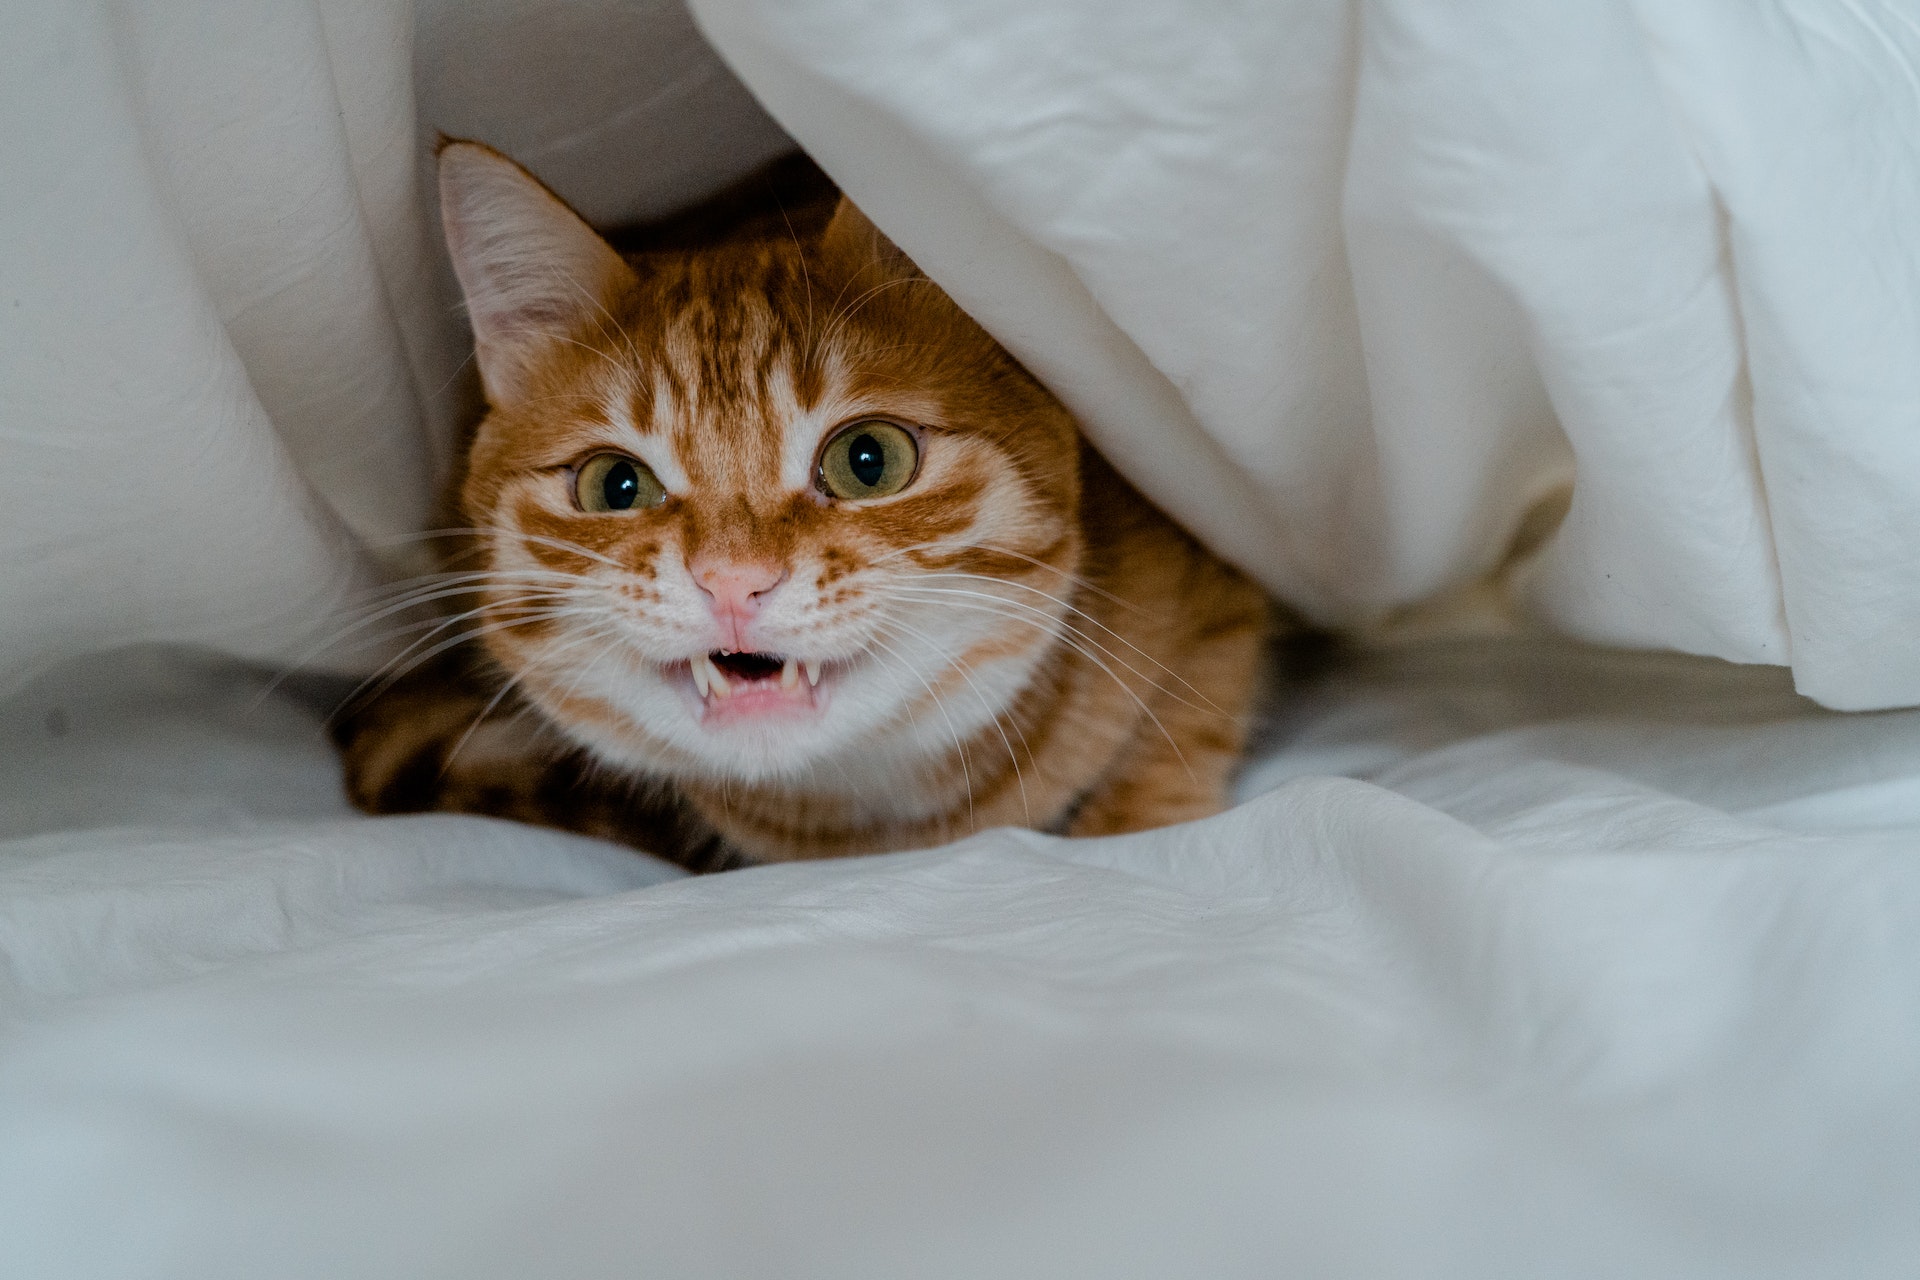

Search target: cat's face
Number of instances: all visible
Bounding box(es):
[440,144,1082,789]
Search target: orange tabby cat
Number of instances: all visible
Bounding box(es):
[334,141,1268,868]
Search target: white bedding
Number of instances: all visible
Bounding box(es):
[5,0,1920,1274]
[4,640,1919,1277]
[690,0,1920,707]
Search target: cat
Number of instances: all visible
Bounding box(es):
[332,140,1270,868]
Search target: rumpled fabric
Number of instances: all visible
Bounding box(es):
[4,1,1919,704]
[5,1,1920,1274]
[689,0,1920,707]
[0,0,788,694]
[2,640,1918,1277]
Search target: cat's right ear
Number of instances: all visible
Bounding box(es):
[819,197,924,282]
[437,140,638,409]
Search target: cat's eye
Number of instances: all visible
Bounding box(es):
[574,454,665,513]
[818,421,919,500]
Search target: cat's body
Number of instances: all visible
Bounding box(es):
[334,143,1268,867]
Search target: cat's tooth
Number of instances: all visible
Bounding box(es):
[804,658,822,687]
[690,657,710,698]
[705,655,733,698]
[780,656,799,690]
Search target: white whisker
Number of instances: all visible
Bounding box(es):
[876,615,1032,826]
[337,602,620,717]
[892,581,1220,716]
[862,630,976,829]
[873,539,1142,614]
[443,615,629,772]
[886,589,1194,781]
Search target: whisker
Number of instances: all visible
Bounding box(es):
[887,540,1146,615]
[332,603,619,720]
[531,614,643,719]
[815,275,947,357]
[779,201,818,371]
[886,591,1194,780]
[252,572,592,708]
[891,583,1219,717]
[351,573,584,616]
[909,570,1220,716]
[862,630,976,829]
[441,616,627,773]
[316,575,588,652]
[876,616,1032,826]
[548,267,648,375]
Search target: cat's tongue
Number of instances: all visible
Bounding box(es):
[691,651,823,724]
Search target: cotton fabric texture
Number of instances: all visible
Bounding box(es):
[2,0,1919,1275]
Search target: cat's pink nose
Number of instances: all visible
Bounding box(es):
[691,559,787,650]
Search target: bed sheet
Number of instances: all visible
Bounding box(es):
[2,640,1916,1278]
[6,0,1920,1272]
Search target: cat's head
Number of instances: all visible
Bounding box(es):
[437,142,1083,788]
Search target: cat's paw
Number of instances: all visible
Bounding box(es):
[328,665,557,821]
[327,661,739,872]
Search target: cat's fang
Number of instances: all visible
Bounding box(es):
[804,659,822,687]
[690,657,711,698]
[780,657,799,690]
[702,654,732,698]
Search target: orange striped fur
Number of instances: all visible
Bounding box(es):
[333,142,1270,867]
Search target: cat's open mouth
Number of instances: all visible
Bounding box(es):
[680,649,829,723]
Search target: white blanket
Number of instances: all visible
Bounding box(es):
[690,0,1920,708]
[6,0,1920,706]
[4,0,1920,1274]
[4,641,1919,1277]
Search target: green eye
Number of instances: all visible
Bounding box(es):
[575,454,665,513]
[818,421,919,500]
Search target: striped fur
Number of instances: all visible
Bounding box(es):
[333,143,1270,868]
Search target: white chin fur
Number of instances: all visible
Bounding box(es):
[529,621,1046,790]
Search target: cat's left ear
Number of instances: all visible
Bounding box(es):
[437,140,638,408]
